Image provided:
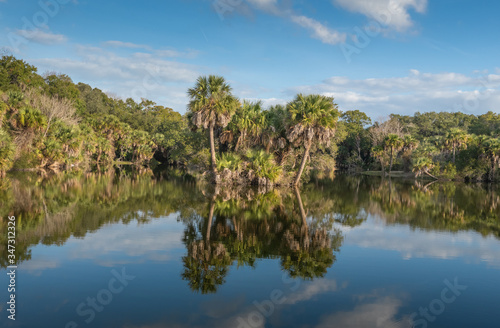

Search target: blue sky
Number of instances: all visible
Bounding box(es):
[1,0,499,118]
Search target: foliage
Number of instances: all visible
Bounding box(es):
[246,149,282,182]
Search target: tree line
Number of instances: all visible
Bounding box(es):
[1,55,499,183]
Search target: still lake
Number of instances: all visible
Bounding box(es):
[0,169,499,328]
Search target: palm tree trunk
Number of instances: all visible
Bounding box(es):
[294,140,312,186]
[209,122,217,173]
[380,158,385,177]
[452,146,456,164]
[424,170,438,180]
[389,147,394,174]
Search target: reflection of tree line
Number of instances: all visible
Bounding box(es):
[367,177,500,237]
[0,168,204,268]
[181,187,343,294]
[0,169,499,290]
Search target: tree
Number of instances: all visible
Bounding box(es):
[444,128,469,163]
[483,137,500,181]
[383,134,403,174]
[286,94,339,186]
[187,76,239,174]
[412,157,438,180]
[226,100,266,151]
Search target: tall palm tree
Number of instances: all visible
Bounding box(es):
[286,94,339,186]
[384,134,403,174]
[187,76,239,174]
[444,128,469,163]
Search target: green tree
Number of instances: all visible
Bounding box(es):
[286,94,339,186]
[412,157,437,179]
[187,76,239,174]
[444,128,469,163]
[383,134,404,174]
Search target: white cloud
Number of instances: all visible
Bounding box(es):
[288,70,500,117]
[32,44,200,110]
[241,1,346,46]
[290,15,346,45]
[102,40,151,50]
[333,0,427,31]
[15,28,67,45]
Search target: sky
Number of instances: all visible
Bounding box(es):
[1,0,499,119]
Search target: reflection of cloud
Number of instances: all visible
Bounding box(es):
[200,294,246,319]
[336,216,500,267]
[283,279,342,304]
[19,257,59,275]
[219,278,343,328]
[67,215,184,265]
[316,296,408,328]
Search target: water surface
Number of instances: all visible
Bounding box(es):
[0,170,499,328]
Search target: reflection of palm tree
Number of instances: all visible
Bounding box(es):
[181,198,231,294]
[280,188,341,279]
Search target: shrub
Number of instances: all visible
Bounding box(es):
[246,149,282,182]
[217,152,242,172]
[0,129,15,173]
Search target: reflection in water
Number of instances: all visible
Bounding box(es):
[180,186,343,293]
[1,169,499,272]
[0,169,500,327]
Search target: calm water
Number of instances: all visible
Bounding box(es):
[1,169,500,328]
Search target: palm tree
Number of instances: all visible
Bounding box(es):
[228,101,266,151]
[383,134,403,174]
[484,137,500,181]
[371,145,387,176]
[286,94,339,186]
[401,135,419,171]
[444,128,468,163]
[412,156,438,180]
[187,76,239,174]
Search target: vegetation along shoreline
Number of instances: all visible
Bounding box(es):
[1,55,499,184]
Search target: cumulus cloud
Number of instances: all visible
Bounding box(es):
[333,0,427,31]
[288,70,500,117]
[15,28,67,45]
[290,15,346,45]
